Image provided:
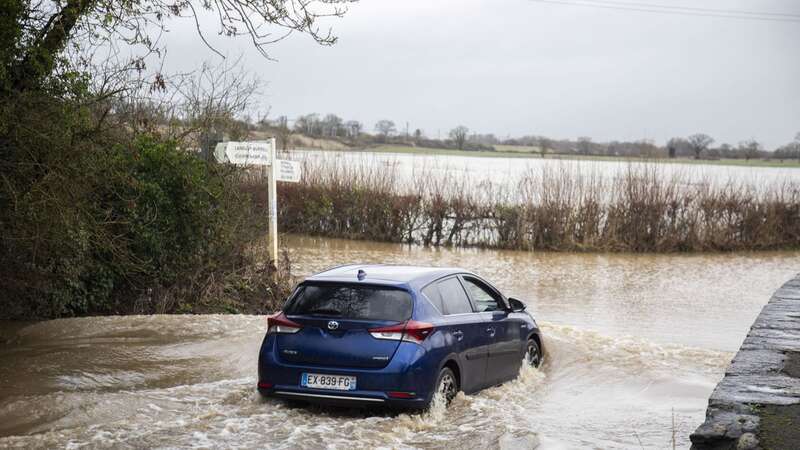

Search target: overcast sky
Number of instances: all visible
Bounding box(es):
[163,0,800,148]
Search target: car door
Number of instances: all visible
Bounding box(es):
[428,276,491,393]
[461,276,524,385]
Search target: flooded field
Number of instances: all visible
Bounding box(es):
[1,235,798,449]
[288,149,800,194]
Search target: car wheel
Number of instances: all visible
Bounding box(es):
[525,338,542,368]
[434,367,458,406]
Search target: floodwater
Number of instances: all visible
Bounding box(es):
[1,235,799,449]
[287,149,800,194]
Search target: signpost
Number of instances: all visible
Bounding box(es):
[276,159,302,183]
[223,141,273,166]
[214,138,302,264]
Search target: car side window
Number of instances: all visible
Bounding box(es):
[422,284,445,315]
[437,277,473,315]
[462,277,504,312]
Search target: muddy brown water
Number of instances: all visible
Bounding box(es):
[1,235,798,449]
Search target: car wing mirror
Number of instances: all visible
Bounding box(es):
[508,297,526,312]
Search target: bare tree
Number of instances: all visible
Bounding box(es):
[793,132,800,162]
[738,139,762,161]
[666,137,686,159]
[345,120,362,139]
[321,114,343,137]
[536,136,552,158]
[374,120,396,142]
[275,115,291,150]
[7,0,354,93]
[173,59,261,160]
[295,113,321,136]
[449,126,469,150]
[468,133,497,146]
[577,136,592,155]
[687,134,714,160]
[102,56,261,158]
[635,139,658,158]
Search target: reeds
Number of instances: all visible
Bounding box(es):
[256,157,800,252]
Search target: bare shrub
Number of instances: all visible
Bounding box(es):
[266,158,800,252]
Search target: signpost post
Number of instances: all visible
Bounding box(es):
[214,138,301,264]
[266,138,278,263]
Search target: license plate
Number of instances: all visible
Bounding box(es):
[301,373,357,391]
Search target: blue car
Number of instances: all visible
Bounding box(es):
[257,265,543,409]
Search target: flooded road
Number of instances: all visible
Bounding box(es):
[1,235,799,449]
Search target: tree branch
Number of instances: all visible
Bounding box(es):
[14,0,96,91]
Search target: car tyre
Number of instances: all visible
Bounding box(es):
[525,338,542,368]
[433,367,458,407]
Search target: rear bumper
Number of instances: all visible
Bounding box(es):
[258,335,439,409]
[258,385,429,408]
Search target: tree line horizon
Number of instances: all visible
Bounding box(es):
[263,113,800,162]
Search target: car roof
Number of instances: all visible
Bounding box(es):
[304,264,473,291]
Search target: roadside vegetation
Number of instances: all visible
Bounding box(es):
[0,83,296,319]
[0,0,351,319]
[275,160,800,252]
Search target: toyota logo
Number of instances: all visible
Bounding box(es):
[327,320,339,330]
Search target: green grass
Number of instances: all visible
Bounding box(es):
[336,144,800,168]
[363,145,538,159]
[494,144,542,154]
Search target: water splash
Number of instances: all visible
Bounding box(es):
[0,311,736,448]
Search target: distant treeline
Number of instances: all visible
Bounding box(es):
[247,161,800,253]
[257,113,800,161]
[261,114,494,152]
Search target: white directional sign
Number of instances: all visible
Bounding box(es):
[221,141,273,166]
[276,159,302,183]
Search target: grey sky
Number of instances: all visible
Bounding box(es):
[163,0,800,149]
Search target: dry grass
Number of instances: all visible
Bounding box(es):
[248,158,800,252]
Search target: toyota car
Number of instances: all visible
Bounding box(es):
[257,265,543,409]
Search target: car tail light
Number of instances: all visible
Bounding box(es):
[402,321,435,343]
[369,320,434,344]
[387,391,416,399]
[267,312,302,334]
[257,381,273,389]
[369,323,404,341]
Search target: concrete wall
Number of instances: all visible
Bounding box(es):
[691,274,800,450]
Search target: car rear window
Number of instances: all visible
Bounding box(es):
[284,283,413,321]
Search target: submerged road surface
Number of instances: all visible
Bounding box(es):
[1,235,798,449]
